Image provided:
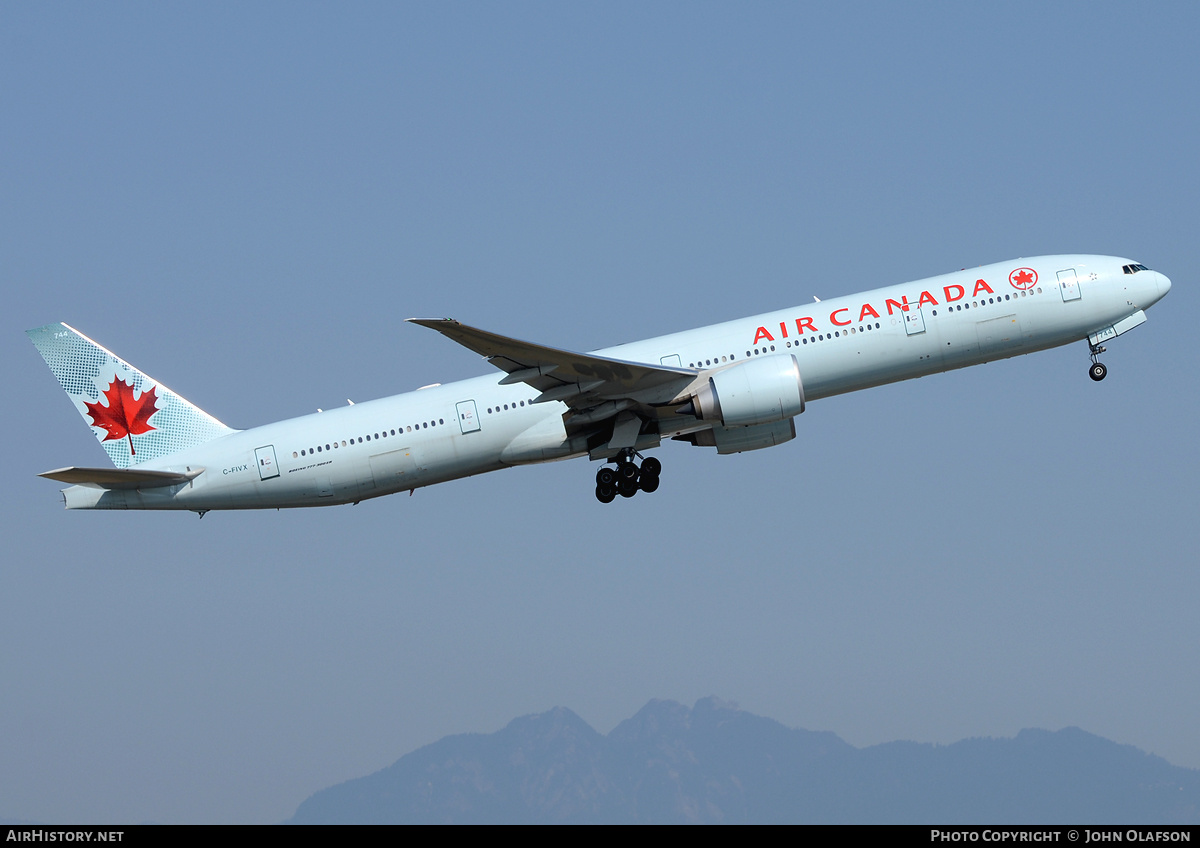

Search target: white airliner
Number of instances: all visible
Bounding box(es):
[28,255,1170,513]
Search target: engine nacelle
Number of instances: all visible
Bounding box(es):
[676,417,797,454]
[687,354,805,427]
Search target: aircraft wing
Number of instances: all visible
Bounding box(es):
[39,466,204,490]
[407,318,699,413]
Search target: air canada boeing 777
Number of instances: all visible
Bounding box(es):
[28,255,1170,513]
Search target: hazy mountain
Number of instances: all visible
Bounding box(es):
[288,697,1200,824]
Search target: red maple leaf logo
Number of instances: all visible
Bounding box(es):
[1009,267,1038,290]
[84,378,159,456]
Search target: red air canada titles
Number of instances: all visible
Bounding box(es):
[752,278,998,345]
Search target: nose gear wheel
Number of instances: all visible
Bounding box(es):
[1088,342,1108,381]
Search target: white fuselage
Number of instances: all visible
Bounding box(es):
[60,255,1170,510]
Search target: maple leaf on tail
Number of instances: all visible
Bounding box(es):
[84,379,159,456]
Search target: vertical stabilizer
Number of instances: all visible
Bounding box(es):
[27,323,237,468]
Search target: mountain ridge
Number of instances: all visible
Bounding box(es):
[288,697,1200,824]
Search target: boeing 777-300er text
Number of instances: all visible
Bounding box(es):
[28,255,1170,513]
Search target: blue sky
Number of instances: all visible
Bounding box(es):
[3,2,1197,823]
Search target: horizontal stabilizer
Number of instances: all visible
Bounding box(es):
[38,466,204,490]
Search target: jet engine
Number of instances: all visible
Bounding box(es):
[680,354,805,427]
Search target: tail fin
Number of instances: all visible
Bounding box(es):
[27,323,237,468]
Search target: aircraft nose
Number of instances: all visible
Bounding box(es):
[1157,271,1172,299]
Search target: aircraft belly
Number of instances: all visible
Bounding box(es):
[500,413,574,465]
[974,314,1025,358]
[940,318,981,367]
[368,447,422,493]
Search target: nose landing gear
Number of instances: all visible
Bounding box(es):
[594,451,662,503]
[1088,342,1108,382]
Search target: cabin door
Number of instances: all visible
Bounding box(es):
[456,400,481,434]
[1058,268,1081,301]
[254,445,279,480]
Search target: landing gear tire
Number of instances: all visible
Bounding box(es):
[1087,342,1108,382]
[594,451,663,503]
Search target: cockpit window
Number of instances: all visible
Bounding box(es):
[1122,263,1151,274]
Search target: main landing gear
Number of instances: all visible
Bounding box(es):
[595,451,662,504]
[1088,342,1108,382]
